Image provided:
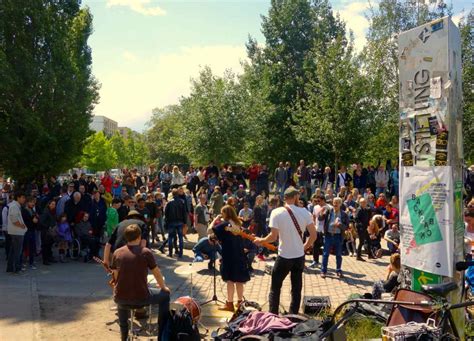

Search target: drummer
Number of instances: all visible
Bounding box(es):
[110,224,171,341]
[192,234,221,270]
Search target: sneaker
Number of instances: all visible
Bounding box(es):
[356,257,366,262]
[30,265,37,270]
[321,273,326,279]
[308,261,318,269]
[336,272,344,278]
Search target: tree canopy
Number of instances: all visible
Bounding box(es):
[0,0,98,183]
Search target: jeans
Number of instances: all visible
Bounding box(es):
[376,187,386,197]
[6,234,24,273]
[321,233,343,274]
[387,241,399,254]
[23,230,36,266]
[168,223,183,257]
[269,255,305,314]
[116,288,170,341]
[4,232,11,259]
[275,182,286,199]
[312,232,324,263]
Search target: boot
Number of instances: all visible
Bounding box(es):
[218,301,234,312]
[236,300,243,310]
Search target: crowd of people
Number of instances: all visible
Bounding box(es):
[1,161,473,315]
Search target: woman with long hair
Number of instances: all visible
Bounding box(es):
[212,205,250,312]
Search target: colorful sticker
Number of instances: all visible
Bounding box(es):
[407,193,443,245]
[428,117,439,135]
[402,151,414,166]
[436,131,448,150]
[412,268,442,292]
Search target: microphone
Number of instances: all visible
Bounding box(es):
[456,261,474,271]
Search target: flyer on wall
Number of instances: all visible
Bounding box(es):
[399,166,453,277]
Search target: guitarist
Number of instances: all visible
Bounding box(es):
[254,186,316,315]
[110,223,170,341]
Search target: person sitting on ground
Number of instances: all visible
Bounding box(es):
[371,253,401,299]
[192,234,221,270]
[368,214,384,258]
[383,223,400,255]
[111,224,170,341]
[239,201,253,228]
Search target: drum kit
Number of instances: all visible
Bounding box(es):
[171,262,214,333]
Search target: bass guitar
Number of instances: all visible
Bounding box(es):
[225,225,277,252]
[93,256,117,288]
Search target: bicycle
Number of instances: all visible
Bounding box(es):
[320,261,474,340]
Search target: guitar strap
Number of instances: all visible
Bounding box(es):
[284,205,304,242]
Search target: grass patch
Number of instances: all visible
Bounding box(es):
[344,316,384,340]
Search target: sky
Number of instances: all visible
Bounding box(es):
[82,0,472,132]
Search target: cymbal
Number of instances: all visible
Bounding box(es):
[174,262,208,275]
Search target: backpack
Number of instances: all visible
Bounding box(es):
[167,308,201,341]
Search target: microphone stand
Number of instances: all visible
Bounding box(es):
[201,242,225,306]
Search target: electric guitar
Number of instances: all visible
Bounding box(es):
[225,225,277,252]
[93,256,117,288]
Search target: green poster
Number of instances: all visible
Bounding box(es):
[407,192,443,245]
[412,268,442,292]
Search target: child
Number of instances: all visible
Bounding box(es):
[106,198,121,238]
[345,222,357,257]
[57,214,72,263]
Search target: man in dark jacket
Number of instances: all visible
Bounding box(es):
[355,198,372,261]
[164,188,187,258]
[65,192,83,227]
[89,190,107,238]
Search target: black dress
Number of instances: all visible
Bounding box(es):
[213,221,250,283]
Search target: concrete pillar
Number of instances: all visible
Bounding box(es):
[398,16,464,334]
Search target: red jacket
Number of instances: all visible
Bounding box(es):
[248,166,260,181]
[101,176,113,193]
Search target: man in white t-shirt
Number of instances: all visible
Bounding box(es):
[255,186,316,314]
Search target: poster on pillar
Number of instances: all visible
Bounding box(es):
[400,166,453,277]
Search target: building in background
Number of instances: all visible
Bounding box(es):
[90,115,118,137]
[118,126,140,139]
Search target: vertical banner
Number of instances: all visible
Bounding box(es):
[398,16,464,334]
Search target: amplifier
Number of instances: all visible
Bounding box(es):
[303,296,331,316]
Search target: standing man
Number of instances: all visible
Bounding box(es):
[164,189,187,258]
[296,160,311,197]
[336,166,352,192]
[255,187,316,314]
[320,197,349,278]
[374,165,389,197]
[6,191,27,274]
[274,162,288,199]
[355,198,371,261]
[194,194,210,239]
[309,195,328,268]
[111,224,170,341]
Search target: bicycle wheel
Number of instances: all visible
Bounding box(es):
[70,238,80,260]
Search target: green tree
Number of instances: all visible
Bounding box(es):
[460,10,474,163]
[245,0,345,165]
[293,34,372,170]
[361,0,450,162]
[178,67,246,164]
[0,0,99,184]
[110,132,129,167]
[126,133,148,168]
[80,132,117,171]
[146,105,188,165]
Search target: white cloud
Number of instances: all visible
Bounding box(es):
[336,1,372,51]
[106,0,166,16]
[122,50,138,62]
[92,45,247,131]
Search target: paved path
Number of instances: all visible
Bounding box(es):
[0,235,388,340]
